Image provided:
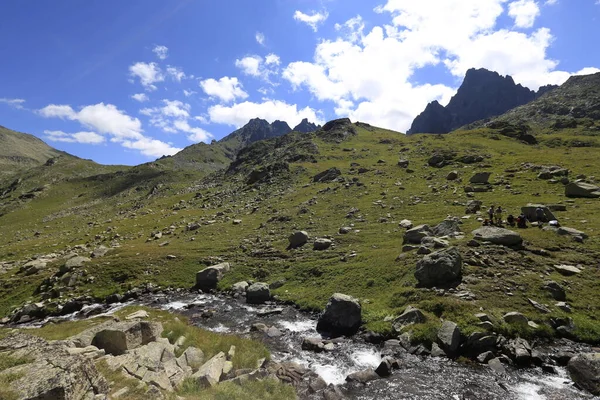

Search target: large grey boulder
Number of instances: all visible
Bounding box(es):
[542,281,566,301]
[565,181,600,198]
[403,224,432,244]
[438,321,461,356]
[392,306,426,332]
[289,231,309,248]
[317,293,361,336]
[432,219,461,237]
[470,172,492,184]
[472,226,523,247]
[521,204,556,222]
[195,262,230,291]
[90,321,163,355]
[246,282,271,304]
[414,247,462,288]
[0,333,109,400]
[64,256,90,270]
[503,312,528,326]
[568,353,600,396]
[192,352,227,388]
[313,238,333,250]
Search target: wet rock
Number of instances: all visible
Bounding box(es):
[246,282,271,304]
[470,172,492,184]
[301,337,332,352]
[477,351,495,364]
[472,226,523,247]
[289,231,309,248]
[346,369,380,384]
[414,247,462,288]
[464,333,497,357]
[314,238,333,251]
[106,293,123,304]
[504,338,532,366]
[308,377,327,393]
[232,281,249,293]
[542,281,566,301]
[375,357,395,377]
[403,224,432,244]
[565,181,600,198]
[554,351,575,366]
[438,320,461,356]
[488,358,506,375]
[317,293,362,336]
[503,312,528,326]
[567,353,600,396]
[392,306,426,332]
[195,262,231,291]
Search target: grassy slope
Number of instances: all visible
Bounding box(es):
[0,124,599,342]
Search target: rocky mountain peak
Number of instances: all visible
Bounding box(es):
[293,118,321,133]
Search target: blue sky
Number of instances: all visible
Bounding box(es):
[0,0,599,166]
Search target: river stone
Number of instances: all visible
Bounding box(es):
[470,172,491,184]
[289,231,309,248]
[565,181,600,198]
[568,353,600,396]
[232,281,249,293]
[192,352,226,388]
[438,321,461,356]
[414,247,462,288]
[346,369,380,384]
[392,306,426,332]
[472,226,523,247]
[542,281,566,301]
[0,333,109,400]
[314,238,333,251]
[375,357,395,377]
[554,264,582,276]
[521,204,557,222]
[464,333,497,357]
[503,312,528,326]
[317,293,362,336]
[505,338,532,366]
[246,282,270,304]
[403,224,432,244]
[488,358,506,375]
[195,262,230,291]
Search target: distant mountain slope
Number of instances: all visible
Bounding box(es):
[408,68,553,134]
[0,125,69,177]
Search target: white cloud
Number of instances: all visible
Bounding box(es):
[129,62,164,91]
[0,98,25,109]
[208,100,323,128]
[281,1,598,132]
[255,32,266,46]
[508,0,541,28]
[199,76,248,102]
[152,45,169,60]
[183,90,196,97]
[131,93,149,102]
[294,10,329,32]
[167,66,186,82]
[173,119,211,142]
[140,99,212,142]
[574,67,600,75]
[545,0,558,5]
[265,54,281,66]
[39,102,178,157]
[44,130,105,144]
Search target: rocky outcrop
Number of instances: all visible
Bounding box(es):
[414,247,463,288]
[408,68,538,134]
[313,167,342,183]
[521,204,557,222]
[0,333,109,400]
[565,181,600,198]
[293,118,320,133]
[317,293,362,336]
[196,262,231,291]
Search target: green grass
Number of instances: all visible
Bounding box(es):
[175,378,296,400]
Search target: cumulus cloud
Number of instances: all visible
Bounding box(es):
[129,62,164,91]
[235,55,279,82]
[255,32,266,46]
[265,54,281,66]
[199,76,248,102]
[166,66,186,82]
[131,93,149,102]
[44,130,105,144]
[294,10,329,32]
[281,1,598,132]
[508,0,541,28]
[0,98,25,109]
[140,99,212,142]
[152,45,169,60]
[208,100,324,128]
[38,102,179,157]
[183,90,196,97]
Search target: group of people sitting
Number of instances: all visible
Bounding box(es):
[483,205,556,229]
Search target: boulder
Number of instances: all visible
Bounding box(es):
[180,346,205,371]
[472,226,523,247]
[398,159,409,168]
[91,246,110,258]
[403,224,432,244]
[392,306,426,332]
[314,238,333,251]
[565,181,600,198]
[521,204,556,222]
[232,281,249,293]
[375,357,395,377]
[399,219,413,229]
[504,338,532,366]
[554,264,582,276]
[192,352,227,388]
[289,231,309,248]
[556,227,588,241]
[195,262,230,291]
[438,321,461,356]
[313,168,342,183]
[414,247,462,288]
[465,200,482,214]
[469,172,491,184]
[503,312,528,326]
[568,353,600,396]
[432,219,461,237]
[317,293,362,336]
[246,282,271,304]
[346,369,380,384]
[446,171,459,181]
[64,256,90,270]
[339,227,352,234]
[91,321,163,355]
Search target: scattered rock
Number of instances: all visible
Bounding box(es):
[470,172,492,184]
[313,168,342,183]
[437,321,461,356]
[289,231,309,249]
[399,219,413,229]
[346,369,380,384]
[232,281,249,293]
[317,293,362,336]
[554,264,582,276]
[195,262,231,291]
[403,224,432,244]
[446,171,459,181]
[246,283,271,304]
[192,352,226,388]
[503,312,528,326]
[393,305,426,332]
[414,247,463,288]
[314,238,333,251]
[542,281,566,301]
[565,181,600,198]
[472,226,523,247]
